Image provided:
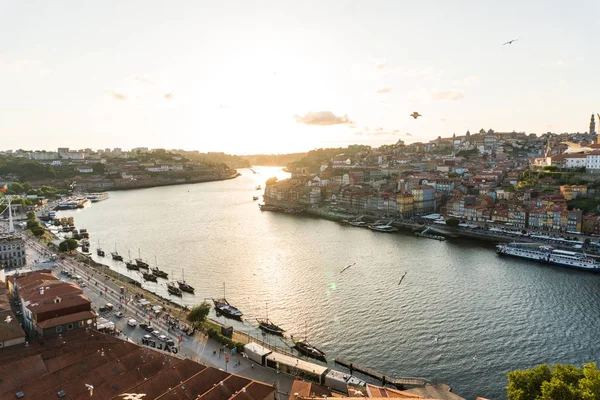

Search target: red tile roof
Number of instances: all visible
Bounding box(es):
[35,310,96,328]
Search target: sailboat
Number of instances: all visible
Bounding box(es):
[151,255,168,279]
[111,244,123,261]
[213,283,243,320]
[177,269,195,293]
[257,303,285,336]
[166,269,182,296]
[135,249,149,269]
[125,250,139,270]
[291,323,327,362]
[96,239,105,257]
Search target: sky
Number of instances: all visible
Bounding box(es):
[1,0,599,154]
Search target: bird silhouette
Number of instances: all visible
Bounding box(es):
[503,39,518,45]
[410,112,422,119]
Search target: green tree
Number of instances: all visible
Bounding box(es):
[58,239,79,252]
[26,220,40,230]
[31,226,45,237]
[7,182,24,194]
[445,218,460,227]
[186,302,211,326]
[26,211,35,220]
[507,363,600,400]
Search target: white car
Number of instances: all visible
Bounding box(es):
[151,330,160,337]
[127,319,137,327]
[158,335,168,342]
[116,312,124,318]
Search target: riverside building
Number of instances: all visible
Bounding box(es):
[0,234,26,269]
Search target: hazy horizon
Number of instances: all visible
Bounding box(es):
[2,1,598,154]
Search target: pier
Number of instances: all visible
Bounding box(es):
[335,357,427,387]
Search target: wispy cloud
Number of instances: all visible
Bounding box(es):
[163,93,174,100]
[132,74,155,84]
[376,87,392,94]
[111,90,128,100]
[294,111,351,126]
[451,75,481,87]
[431,90,464,101]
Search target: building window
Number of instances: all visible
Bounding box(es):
[56,326,62,333]
[68,323,73,331]
[79,321,84,328]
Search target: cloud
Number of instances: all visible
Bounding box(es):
[218,104,228,108]
[111,90,128,100]
[405,133,412,136]
[132,74,155,84]
[294,111,351,126]
[376,87,392,94]
[431,90,464,101]
[163,93,174,100]
[451,75,481,87]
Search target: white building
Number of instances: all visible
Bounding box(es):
[586,151,600,173]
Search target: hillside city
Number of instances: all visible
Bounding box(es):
[265,115,600,236]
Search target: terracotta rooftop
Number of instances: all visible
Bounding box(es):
[36,310,96,328]
[0,281,26,344]
[0,329,275,400]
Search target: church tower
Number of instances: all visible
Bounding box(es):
[590,114,596,135]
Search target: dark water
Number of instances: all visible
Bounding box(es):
[57,167,600,399]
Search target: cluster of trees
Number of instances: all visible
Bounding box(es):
[507,363,600,399]
[25,212,45,237]
[0,157,57,180]
[58,238,79,252]
[289,145,371,170]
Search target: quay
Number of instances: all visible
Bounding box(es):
[334,357,427,388]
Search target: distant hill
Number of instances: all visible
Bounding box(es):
[241,153,307,166]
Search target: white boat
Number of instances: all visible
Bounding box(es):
[496,243,600,272]
[369,220,399,233]
[87,192,110,202]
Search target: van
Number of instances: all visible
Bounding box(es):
[127,319,137,327]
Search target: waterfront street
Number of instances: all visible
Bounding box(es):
[1,221,295,400]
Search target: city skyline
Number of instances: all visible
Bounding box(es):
[1,0,599,154]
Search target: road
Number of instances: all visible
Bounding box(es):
[1,222,294,399]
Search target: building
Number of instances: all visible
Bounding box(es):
[590,114,596,135]
[0,282,26,348]
[560,185,588,201]
[0,329,276,399]
[6,270,95,339]
[0,234,26,269]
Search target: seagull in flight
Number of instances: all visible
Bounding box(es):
[410,112,422,119]
[503,39,518,45]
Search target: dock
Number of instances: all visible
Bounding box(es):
[335,357,427,387]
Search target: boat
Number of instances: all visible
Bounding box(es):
[125,251,139,270]
[151,256,168,278]
[97,239,105,257]
[142,272,157,282]
[414,229,446,241]
[177,269,195,293]
[291,336,327,362]
[259,204,281,211]
[213,283,243,320]
[86,192,110,203]
[257,303,285,336]
[111,244,123,261]
[496,243,600,272]
[253,196,259,201]
[135,249,149,269]
[79,228,89,239]
[368,220,399,233]
[166,282,182,297]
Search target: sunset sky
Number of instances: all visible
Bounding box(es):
[1,0,599,154]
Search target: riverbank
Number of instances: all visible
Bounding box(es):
[106,172,241,192]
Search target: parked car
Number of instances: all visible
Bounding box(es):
[127,319,137,327]
[139,323,149,330]
[151,330,160,337]
[116,312,124,318]
[158,335,168,342]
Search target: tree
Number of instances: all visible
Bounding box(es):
[26,220,40,230]
[186,302,211,326]
[445,218,460,227]
[507,363,600,400]
[31,226,45,237]
[58,239,79,252]
[26,211,35,220]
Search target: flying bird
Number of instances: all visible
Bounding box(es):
[503,39,518,45]
[410,112,422,119]
[85,383,94,397]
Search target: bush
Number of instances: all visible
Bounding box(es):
[205,326,245,354]
[26,211,36,220]
[26,220,40,230]
[58,239,79,252]
[446,218,460,227]
[31,226,45,237]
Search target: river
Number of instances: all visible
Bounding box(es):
[56,166,600,399]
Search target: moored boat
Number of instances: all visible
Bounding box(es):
[213,283,243,320]
[166,282,182,297]
[368,220,398,233]
[151,267,168,279]
[291,336,327,362]
[97,248,105,257]
[136,259,149,269]
[142,272,157,282]
[257,303,285,336]
[496,243,600,272]
[259,204,281,211]
[111,252,123,261]
[177,269,195,293]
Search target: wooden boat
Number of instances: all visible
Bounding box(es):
[257,303,284,336]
